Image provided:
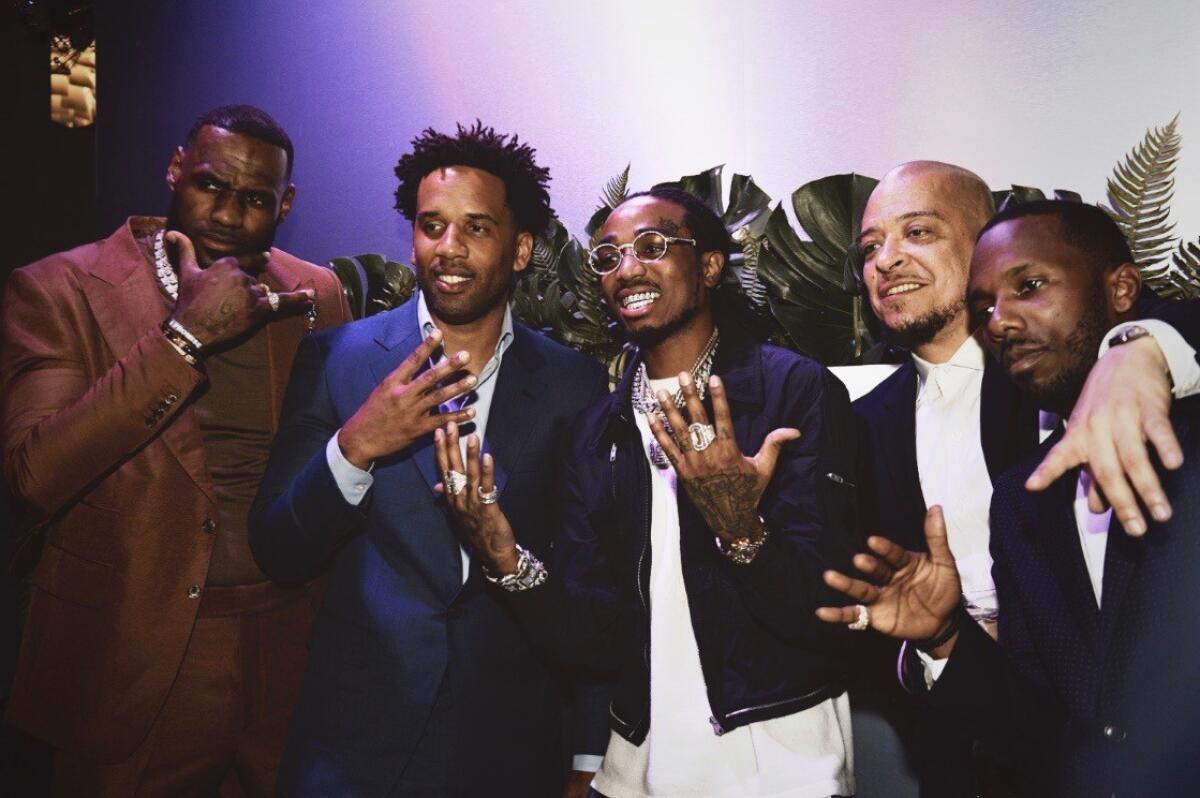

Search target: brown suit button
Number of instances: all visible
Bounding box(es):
[165,393,178,405]
[187,585,202,599]
[202,518,217,534]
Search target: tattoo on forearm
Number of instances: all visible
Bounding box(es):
[683,470,761,538]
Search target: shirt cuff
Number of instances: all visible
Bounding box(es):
[915,647,950,690]
[572,754,603,773]
[1100,319,1200,399]
[326,431,373,505]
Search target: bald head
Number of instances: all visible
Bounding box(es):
[858,161,995,357]
[874,161,995,234]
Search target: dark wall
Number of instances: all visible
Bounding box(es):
[2,6,97,280]
[93,0,420,269]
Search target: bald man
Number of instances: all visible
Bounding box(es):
[851,161,1200,796]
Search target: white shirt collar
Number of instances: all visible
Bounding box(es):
[416,290,514,358]
[911,332,987,384]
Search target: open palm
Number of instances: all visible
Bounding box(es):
[816,506,963,641]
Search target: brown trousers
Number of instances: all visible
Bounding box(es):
[52,580,321,797]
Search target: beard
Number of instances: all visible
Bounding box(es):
[883,298,965,350]
[1022,298,1109,416]
[626,303,701,348]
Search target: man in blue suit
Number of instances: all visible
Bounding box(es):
[249,122,609,796]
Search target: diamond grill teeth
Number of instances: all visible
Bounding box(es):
[621,291,660,309]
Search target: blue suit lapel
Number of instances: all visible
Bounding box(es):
[484,326,544,494]
[365,301,443,494]
[1038,471,1103,652]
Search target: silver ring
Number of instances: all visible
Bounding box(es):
[444,470,467,496]
[477,485,500,505]
[688,423,716,452]
[848,604,870,631]
[267,290,281,312]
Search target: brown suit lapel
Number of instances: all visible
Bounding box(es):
[81,220,217,504]
[261,252,309,430]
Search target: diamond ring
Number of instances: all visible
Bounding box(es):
[848,604,870,631]
[688,423,716,452]
[444,470,467,496]
[477,485,500,505]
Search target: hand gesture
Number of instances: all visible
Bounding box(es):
[1026,337,1180,536]
[816,507,963,653]
[646,372,799,546]
[167,231,314,347]
[433,422,519,574]
[337,332,478,469]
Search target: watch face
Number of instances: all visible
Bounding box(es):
[1110,325,1150,347]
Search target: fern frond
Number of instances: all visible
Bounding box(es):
[600,164,630,209]
[1102,114,1181,266]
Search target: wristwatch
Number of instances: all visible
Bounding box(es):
[1107,324,1151,348]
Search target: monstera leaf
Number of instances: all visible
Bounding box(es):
[756,173,879,365]
[328,253,417,319]
[1103,115,1181,266]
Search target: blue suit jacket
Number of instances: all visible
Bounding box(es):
[249,297,608,796]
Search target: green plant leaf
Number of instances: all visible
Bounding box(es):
[654,165,725,216]
[327,254,416,319]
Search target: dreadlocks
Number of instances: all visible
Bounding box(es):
[394,120,553,235]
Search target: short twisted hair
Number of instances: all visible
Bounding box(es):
[393,121,553,235]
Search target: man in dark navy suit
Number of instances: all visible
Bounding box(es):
[851,162,1199,796]
[821,199,1200,796]
[249,123,608,797]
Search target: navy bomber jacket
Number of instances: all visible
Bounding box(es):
[505,323,865,745]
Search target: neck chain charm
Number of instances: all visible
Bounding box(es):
[632,327,720,468]
[153,229,178,301]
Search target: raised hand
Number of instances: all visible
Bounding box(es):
[337,332,478,469]
[1026,337,1179,536]
[646,372,799,547]
[816,507,963,654]
[433,422,518,574]
[167,230,314,347]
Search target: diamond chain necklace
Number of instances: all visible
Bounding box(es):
[632,326,720,417]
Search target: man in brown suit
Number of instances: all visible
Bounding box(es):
[1,104,350,795]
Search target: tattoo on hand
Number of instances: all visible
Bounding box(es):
[683,470,760,538]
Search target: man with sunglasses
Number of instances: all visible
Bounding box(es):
[436,187,863,797]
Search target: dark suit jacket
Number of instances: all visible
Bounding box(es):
[248,297,609,797]
[853,349,1041,797]
[0,218,350,761]
[929,396,1200,796]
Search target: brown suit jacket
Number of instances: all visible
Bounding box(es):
[0,218,350,762]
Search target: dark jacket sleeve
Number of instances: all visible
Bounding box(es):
[501,393,635,674]
[1145,296,1200,365]
[720,365,863,642]
[249,331,366,583]
[926,476,1067,786]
